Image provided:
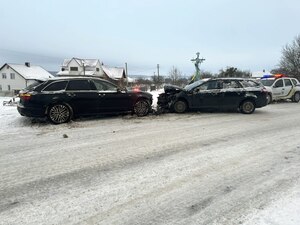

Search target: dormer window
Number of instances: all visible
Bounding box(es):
[70,67,78,71]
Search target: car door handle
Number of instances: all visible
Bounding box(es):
[66,93,76,97]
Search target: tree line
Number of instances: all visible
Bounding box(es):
[135,34,300,88]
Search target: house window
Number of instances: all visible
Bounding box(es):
[96,68,100,72]
[2,73,7,79]
[10,73,15,79]
[8,85,11,91]
[70,67,78,71]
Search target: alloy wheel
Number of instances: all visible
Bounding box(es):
[48,104,71,124]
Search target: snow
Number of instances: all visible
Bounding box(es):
[0,95,300,225]
[243,183,300,225]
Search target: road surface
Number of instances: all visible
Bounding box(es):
[0,101,300,225]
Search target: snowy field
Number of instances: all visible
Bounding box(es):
[0,95,300,225]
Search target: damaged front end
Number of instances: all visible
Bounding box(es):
[157,84,184,113]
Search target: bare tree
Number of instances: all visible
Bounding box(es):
[169,66,182,85]
[218,67,250,78]
[278,35,300,79]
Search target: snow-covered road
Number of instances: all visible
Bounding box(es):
[0,98,300,225]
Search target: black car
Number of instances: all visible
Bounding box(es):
[17,76,152,124]
[157,78,268,114]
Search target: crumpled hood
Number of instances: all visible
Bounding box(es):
[163,84,185,94]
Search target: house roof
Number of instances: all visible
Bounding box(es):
[102,65,126,80]
[62,58,100,67]
[1,63,53,81]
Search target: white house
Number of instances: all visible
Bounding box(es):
[102,65,127,87]
[0,62,53,96]
[57,58,103,77]
[57,57,128,87]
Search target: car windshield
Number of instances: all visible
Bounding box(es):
[261,79,275,86]
[184,80,206,91]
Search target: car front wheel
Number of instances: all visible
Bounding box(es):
[173,100,187,113]
[267,93,272,104]
[48,103,72,124]
[240,100,255,114]
[134,99,150,117]
[292,92,300,102]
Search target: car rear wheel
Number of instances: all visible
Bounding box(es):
[173,100,187,113]
[134,99,150,117]
[240,100,255,114]
[48,104,71,124]
[292,92,300,102]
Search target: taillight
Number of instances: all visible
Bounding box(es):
[20,93,32,101]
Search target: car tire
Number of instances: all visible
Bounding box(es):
[240,100,255,114]
[173,100,187,113]
[292,92,300,103]
[134,99,150,117]
[267,93,272,104]
[48,103,72,124]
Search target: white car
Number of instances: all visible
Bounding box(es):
[261,75,300,103]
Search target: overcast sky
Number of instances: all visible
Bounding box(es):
[0,0,300,75]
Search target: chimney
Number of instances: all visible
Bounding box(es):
[25,62,30,67]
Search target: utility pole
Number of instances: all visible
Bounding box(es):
[157,64,160,88]
[83,61,85,76]
[125,62,128,86]
[125,62,128,77]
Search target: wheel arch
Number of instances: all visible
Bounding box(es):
[45,101,74,119]
[171,97,189,109]
[239,98,256,114]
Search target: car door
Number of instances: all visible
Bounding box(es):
[272,79,284,98]
[65,79,99,115]
[283,79,293,96]
[91,79,132,113]
[220,80,244,109]
[190,80,221,109]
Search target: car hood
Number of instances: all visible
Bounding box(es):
[163,84,185,94]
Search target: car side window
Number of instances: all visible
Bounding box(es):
[274,80,283,88]
[43,81,68,92]
[221,80,240,89]
[92,79,118,92]
[194,80,219,92]
[284,79,292,87]
[66,80,93,91]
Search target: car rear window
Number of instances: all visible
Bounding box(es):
[24,80,44,91]
[291,79,299,85]
[43,81,68,92]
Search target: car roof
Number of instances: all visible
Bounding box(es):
[48,76,107,82]
[211,77,249,81]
